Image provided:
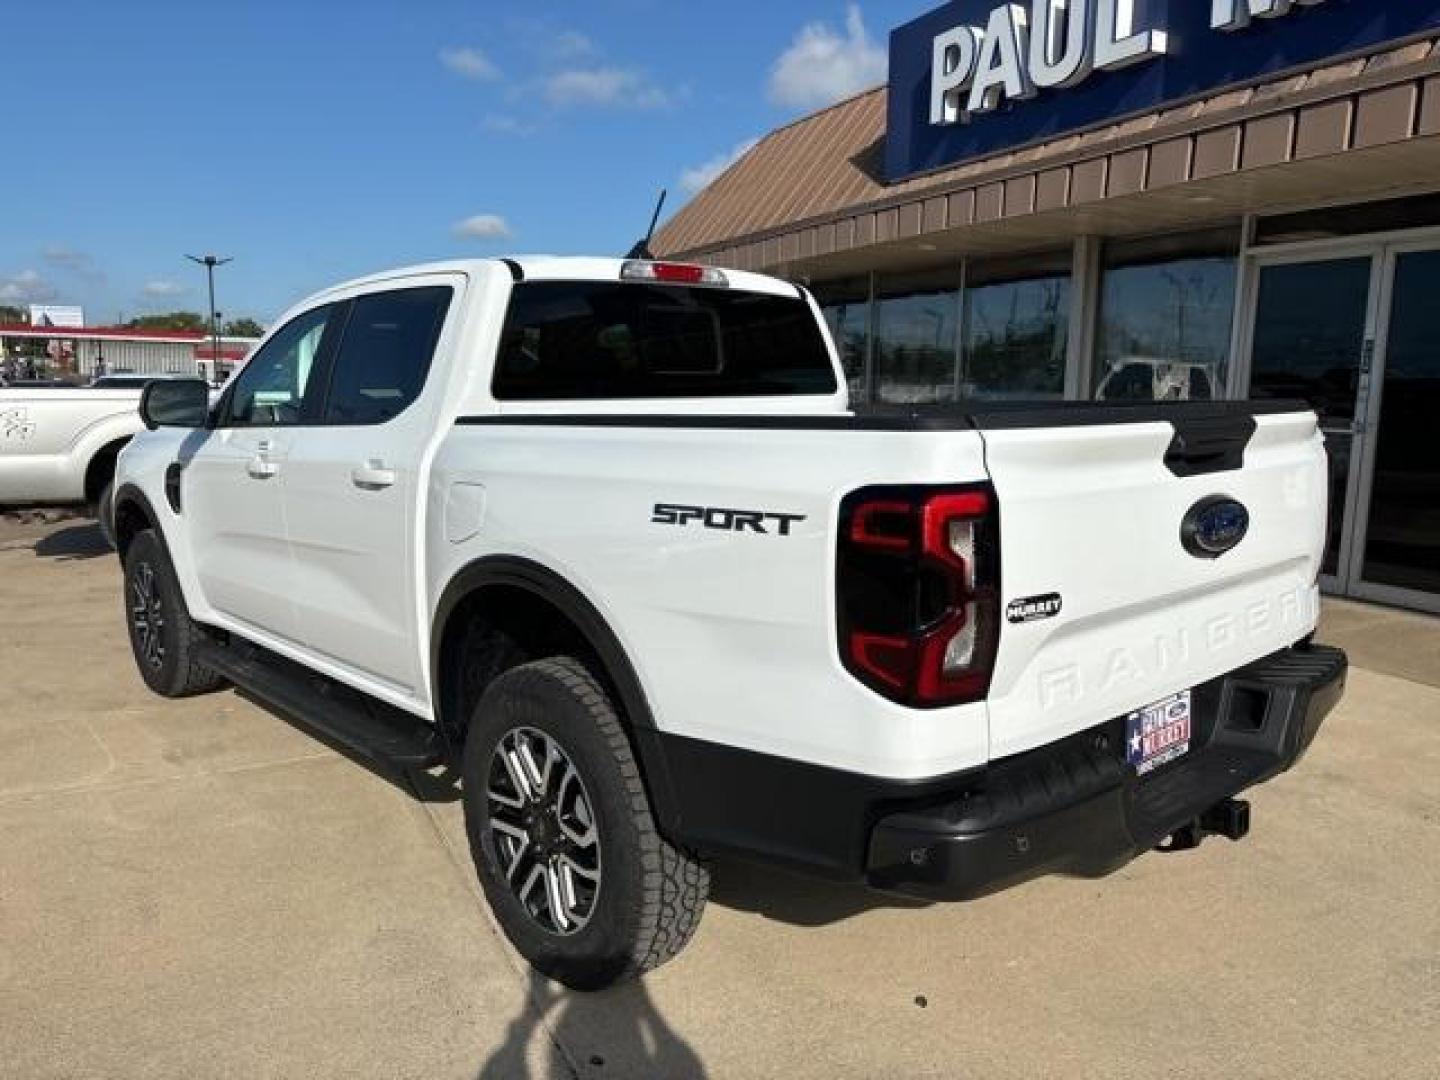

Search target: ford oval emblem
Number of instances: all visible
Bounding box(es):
[1181,496,1250,559]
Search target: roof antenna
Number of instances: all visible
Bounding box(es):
[626,189,668,260]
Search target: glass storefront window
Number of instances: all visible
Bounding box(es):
[962,253,1070,400]
[1094,231,1239,401]
[813,277,871,401]
[873,268,961,404]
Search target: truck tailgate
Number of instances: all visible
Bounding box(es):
[977,403,1326,760]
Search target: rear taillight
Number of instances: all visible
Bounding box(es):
[837,485,1000,708]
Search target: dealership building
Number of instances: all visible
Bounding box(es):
[655,0,1440,614]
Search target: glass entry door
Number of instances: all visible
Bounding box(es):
[1350,247,1440,611]
[1241,243,1440,613]
[1245,253,1380,590]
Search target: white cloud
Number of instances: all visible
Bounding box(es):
[0,269,57,304]
[142,280,190,299]
[681,138,760,194]
[769,4,887,110]
[543,67,670,110]
[553,31,596,59]
[440,46,501,81]
[482,113,536,136]
[453,214,513,241]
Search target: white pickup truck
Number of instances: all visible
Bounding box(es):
[0,386,146,516]
[110,257,1347,990]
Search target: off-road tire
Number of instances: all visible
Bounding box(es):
[462,656,709,991]
[122,529,227,697]
[95,481,116,550]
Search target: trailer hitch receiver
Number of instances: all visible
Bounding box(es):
[1158,797,1251,852]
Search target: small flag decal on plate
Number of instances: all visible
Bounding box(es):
[1126,690,1192,775]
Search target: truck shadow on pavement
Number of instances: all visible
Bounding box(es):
[232,670,928,930]
[241,683,925,925]
[479,967,707,1080]
[707,855,930,927]
[32,521,112,561]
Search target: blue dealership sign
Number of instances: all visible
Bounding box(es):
[886,0,1440,182]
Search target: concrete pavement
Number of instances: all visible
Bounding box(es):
[1,522,1436,1078]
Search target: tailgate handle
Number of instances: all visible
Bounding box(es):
[1164,415,1257,478]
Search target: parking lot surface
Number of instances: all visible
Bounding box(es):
[1,522,1437,1079]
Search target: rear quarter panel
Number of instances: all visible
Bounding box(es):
[428,422,994,779]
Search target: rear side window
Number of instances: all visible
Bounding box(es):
[323,286,453,424]
[492,282,839,400]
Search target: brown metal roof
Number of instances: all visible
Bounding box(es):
[655,88,889,257]
[654,35,1440,268]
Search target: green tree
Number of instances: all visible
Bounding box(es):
[125,311,208,332]
[223,316,265,338]
[0,304,26,324]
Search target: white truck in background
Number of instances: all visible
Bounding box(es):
[0,386,147,523]
[110,256,1347,990]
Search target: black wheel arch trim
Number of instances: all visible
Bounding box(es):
[111,482,168,560]
[432,555,683,832]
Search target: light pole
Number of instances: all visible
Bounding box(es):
[185,254,233,377]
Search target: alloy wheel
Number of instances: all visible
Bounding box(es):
[486,726,602,936]
[130,561,165,670]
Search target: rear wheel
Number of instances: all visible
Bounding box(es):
[122,529,226,697]
[461,657,709,991]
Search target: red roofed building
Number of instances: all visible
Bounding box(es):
[0,323,259,383]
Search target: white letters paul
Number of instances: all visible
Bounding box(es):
[931,0,1327,127]
[931,0,1166,125]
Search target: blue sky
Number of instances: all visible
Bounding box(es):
[2,1,932,325]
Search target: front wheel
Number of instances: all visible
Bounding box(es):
[122,529,226,697]
[462,657,709,991]
[95,481,115,550]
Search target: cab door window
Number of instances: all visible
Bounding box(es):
[222,304,335,427]
[322,287,453,425]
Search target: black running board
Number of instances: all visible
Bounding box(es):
[196,640,443,769]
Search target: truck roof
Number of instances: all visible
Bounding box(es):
[315,257,801,301]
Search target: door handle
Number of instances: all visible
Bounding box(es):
[351,460,397,490]
[246,456,280,480]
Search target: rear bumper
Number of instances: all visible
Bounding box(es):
[865,643,1347,899]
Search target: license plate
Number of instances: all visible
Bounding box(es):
[1126,690,1192,776]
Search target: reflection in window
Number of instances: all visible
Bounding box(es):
[873,268,961,404]
[1094,233,1238,401]
[813,277,871,401]
[963,258,1069,400]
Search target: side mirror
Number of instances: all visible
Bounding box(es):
[140,379,211,430]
